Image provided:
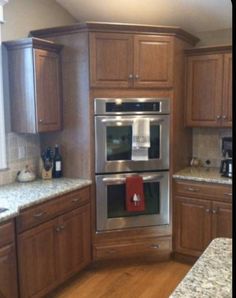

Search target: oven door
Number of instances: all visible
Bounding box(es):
[96,171,169,231]
[95,115,169,173]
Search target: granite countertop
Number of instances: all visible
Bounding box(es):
[173,167,232,185]
[170,237,232,298]
[0,178,92,224]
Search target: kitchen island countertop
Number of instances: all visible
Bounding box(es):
[169,237,232,298]
[173,167,232,185]
[0,178,92,223]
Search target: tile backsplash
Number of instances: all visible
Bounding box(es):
[0,133,40,186]
[192,128,232,168]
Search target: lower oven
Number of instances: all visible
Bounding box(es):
[96,171,169,231]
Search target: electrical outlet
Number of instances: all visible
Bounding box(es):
[18,146,25,159]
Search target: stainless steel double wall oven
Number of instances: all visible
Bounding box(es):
[94,98,170,231]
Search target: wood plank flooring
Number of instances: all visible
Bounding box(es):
[48,260,191,298]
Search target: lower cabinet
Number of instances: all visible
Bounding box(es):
[17,204,91,298]
[173,180,232,258]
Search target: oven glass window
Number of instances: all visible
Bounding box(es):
[106,125,160,161]
[107,182,160,218]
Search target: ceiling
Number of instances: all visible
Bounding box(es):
[56,0,232,35]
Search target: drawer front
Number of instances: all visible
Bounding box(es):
[94,238,171,260]
[0,220,15,247]
[16,186,90,233]
[175,180,232,201]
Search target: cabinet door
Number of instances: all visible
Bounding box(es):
[17,219,58,298]
[174,196,211,257]
[222,53,232,127]
[212,201,232,238]
[133,35,173,88]
[0,244,18,298]
[89,33,133,88]
[185,54,223,127]
[56,204,91,282]
[34,49,62,132]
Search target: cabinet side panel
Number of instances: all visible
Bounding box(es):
[7,47,36,133]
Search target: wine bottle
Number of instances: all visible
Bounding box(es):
[53,144,62,178]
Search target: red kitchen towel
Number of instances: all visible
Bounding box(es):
[125,176,145,212]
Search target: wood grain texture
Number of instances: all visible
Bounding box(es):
[222,53,232,127]
[47,260,191,298]
[0,220,15,248]
[211,201,232,238]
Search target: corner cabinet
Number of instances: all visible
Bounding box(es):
[89,32,174,88]
[4,38,63,133]
[173,180,232,259]
[185,45,232,127]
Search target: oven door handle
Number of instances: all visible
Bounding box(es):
[101,118,164,123]
[102,174,164,185]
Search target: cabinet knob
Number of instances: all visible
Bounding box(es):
[128,74,133,79]
[39,119,44,123]
[205,208,211,213]
[135,74,139,79]
[224,193,232,197]
[150,244,160,249]
[216,115,221,120]
[60,225,65,230]
[55,226,61,232]
[212,209,217,214]
[185,187,199,192]
[222,115,227,120]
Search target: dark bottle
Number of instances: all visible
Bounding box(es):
[53,144,62,178]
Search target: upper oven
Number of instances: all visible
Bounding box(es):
[94,98,170,174]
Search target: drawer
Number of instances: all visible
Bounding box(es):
[0,220,15,247]
[174,180,232,201]
[94,238,171,260]
[16,186,90,233]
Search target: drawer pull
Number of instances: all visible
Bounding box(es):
[212,209,217,214]
[185,187,199,192]
[72,198,80,203]
[33,211,46,218]
[150,244,160,249]
[205,208,211,213]
[224,193,232,197]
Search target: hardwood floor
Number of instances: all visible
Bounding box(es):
[48,260,191,298]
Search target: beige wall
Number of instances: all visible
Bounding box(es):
[2,0,76,41]
[0,0,76,186]
[196,28,232,46]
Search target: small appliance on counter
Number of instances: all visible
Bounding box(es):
[220,137,232,178]
[17,165,36,182]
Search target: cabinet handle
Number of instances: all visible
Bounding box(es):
[128,74,133,79]
[150,244,160,249]
[71,198,80,203]
[222,115,227,120]
[135,74,139,79]
[185,187,199,192]
[212,209,217,214]
[39,119,44,123]
[224,193,232,197]
[33,211,46,218]
[60,225,65,230]
[216,115,221,120]
[205,208,211,213]
[55,226,61,232]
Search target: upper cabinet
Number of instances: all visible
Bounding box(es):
[4,38,63,133]
[89,32,174,88]
[185,45,232,127]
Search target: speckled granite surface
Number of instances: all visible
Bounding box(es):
[170,238,232,298]
[0,178,92,223]
[173,167,232,185]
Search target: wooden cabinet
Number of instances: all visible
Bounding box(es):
[185,45,232,127]
[0,221,18,298]
[89,32,173,88]
[173,180,232,258]
[4,37,63,133]
[17,187,91,298]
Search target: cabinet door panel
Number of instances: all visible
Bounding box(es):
[134,35,173,88]
[89,33,133,88]
[0,244,18,298]
[34,49,62,132]
[185,54,223,127]
[174,196,211,257]
[212,201,232,238]
[18,219,58,298]
[56,204,91,282]
[222,53,232,127]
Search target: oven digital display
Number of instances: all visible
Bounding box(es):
[106,102,160,112]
